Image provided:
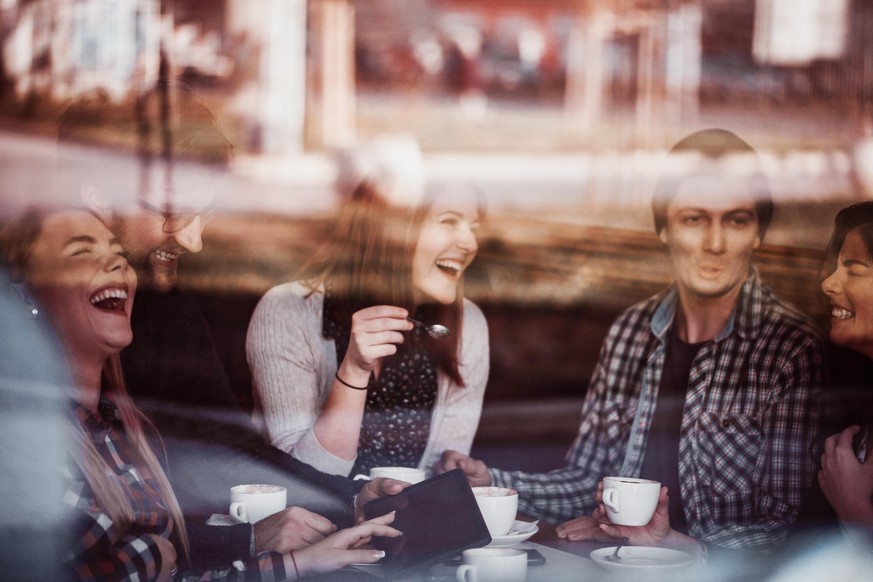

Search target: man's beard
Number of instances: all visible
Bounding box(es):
[112,217,179,293]
[142,250,180,293]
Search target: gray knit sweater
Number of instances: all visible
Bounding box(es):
[246,282,490,477]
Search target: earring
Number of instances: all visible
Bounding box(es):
[10,282,39,318]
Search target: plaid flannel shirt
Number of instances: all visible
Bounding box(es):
[66,396,287,581]
[491,270,825,553]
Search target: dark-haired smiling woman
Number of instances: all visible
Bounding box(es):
[818,201,873,537]
[4,209,399,581]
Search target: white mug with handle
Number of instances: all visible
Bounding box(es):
[601,476,660,526]
[229,484,287,524]
[455,548,526,582]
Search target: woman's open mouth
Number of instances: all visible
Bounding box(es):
[831,306,854,320]
[436,259,463,277]
[90,287,129,312]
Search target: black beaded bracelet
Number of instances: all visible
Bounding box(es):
[335,371,369,390]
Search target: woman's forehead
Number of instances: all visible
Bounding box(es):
[842,228,871,258]
[428,187,481,215]
[36,211,114,248]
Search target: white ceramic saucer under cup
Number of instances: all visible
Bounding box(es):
[590,546,695,573]
[486,520,539,547]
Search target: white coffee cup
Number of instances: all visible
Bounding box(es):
[601,476,661,526]
[455,548,526,582]
[229,484,287,524]
[353,466,426,484]
[472,486,518,537]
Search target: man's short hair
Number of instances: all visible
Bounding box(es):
[58,80,233,168]
[652,129,773,239]
[55,81,232,213]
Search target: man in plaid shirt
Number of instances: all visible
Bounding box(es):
[439,129,825,556]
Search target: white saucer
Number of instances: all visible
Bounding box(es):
[590,546,695,572]
[487,520,539,547]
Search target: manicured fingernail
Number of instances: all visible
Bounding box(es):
[374,551,386,559]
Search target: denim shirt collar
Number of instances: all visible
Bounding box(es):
[650,268,762,345]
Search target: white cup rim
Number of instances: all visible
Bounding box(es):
[230,484,286,494]
[603,477,659,486]
[472,486,518,497]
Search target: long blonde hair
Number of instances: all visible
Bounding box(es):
[2,209,190,562]
[81,354,190,560]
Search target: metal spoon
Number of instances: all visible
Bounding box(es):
[406,316,450,339]
[605,537,629,562]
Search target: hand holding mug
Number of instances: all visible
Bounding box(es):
[599,477,661,526]
[594,479,672,547]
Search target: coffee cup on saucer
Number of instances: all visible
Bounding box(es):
[472,486,518,537]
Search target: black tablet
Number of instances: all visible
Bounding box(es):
[361,468,492,578]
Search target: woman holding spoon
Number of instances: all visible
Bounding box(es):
[247,149,489,478]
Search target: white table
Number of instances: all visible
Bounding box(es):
[416,541,708,582]
[409,541,605,582]
[516,541,606,581]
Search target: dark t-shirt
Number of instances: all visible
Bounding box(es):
[640,326,706,534]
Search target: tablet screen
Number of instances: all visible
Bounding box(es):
[362,469,492,576]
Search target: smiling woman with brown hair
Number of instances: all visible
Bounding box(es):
[247,164,491,478]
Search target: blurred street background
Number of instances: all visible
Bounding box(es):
[1,0,871,467]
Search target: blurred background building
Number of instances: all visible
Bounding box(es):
[1,0,872,469]
[1,0,871,151]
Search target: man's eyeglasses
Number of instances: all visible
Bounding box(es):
[138,198,211,233]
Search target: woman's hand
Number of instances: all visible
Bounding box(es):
[819,425,873,525]
[339,306,414,384]
[315,306,413,459]
[289,512,402,578]
[145,533,177,582]
[254,506,337,553]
